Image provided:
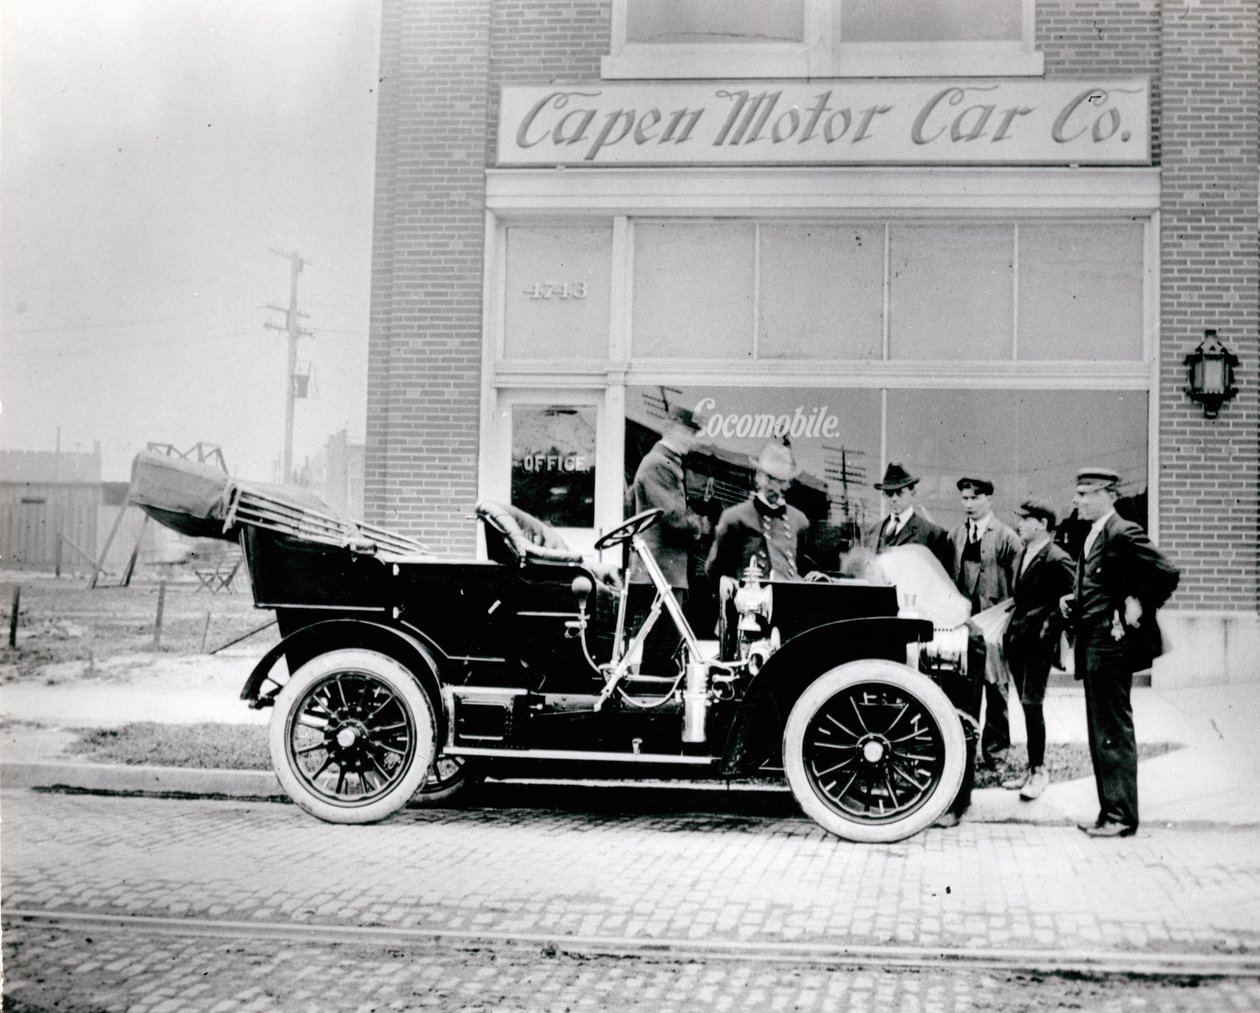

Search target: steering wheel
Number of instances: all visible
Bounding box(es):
[594,508,663,551]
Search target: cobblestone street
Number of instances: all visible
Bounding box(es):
[4,788,1260,1010]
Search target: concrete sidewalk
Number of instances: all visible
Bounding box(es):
[2,647,1258,828]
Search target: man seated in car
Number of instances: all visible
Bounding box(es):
[706,441,811,581]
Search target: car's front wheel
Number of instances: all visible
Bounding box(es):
[783,659,965,843]
[270,648,436,824]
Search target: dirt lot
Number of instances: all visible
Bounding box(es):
[0,571,280,682]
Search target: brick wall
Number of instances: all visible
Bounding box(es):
[1156,0,1259,609]
[366,0,493,555]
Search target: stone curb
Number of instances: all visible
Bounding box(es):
[1,761,283,798]
[0,761,1079,825]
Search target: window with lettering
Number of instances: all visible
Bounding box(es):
[503,226,612,360]
[511,405,597,528]
[603,0,1042,79]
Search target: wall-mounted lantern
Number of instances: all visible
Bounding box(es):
[1184,329,1239,419]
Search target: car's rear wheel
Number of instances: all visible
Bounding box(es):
[783,659,964,843]
[270,648,436,824]
[410,754,482,805]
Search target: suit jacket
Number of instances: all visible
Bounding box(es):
[948,516,1023,611]
[1071,513,1180,670]
[865,509,953,574]
[626,439,704,588]
[1004,539,1075,661]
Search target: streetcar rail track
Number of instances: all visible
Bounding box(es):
[7,907,1259,979]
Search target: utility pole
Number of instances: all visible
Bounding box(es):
[264,249,312,484]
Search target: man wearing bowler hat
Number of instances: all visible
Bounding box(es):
[1061,467,1179,838]
[865,463,976,828]
[865,462,952,573]
[626,404,711,674]
[1002,498,1075,801]
[949,476,1023,762]
[706,441,810,581]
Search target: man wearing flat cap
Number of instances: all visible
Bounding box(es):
[1062,467,1180,838]
[949,476,1023,762]
[1002,499,1075,801]
[706,441,810,581]
[864,462,952,572]
[626,404,711,674]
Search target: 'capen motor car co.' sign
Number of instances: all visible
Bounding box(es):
[497,80,1150,166]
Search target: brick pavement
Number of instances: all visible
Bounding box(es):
[4,791,1259,960]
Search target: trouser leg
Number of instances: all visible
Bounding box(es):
[1079,625,1138,828]
[981,675,1011,757]
[941,625,985,817]
[1023,703,1046,770]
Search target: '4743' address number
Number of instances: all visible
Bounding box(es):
[523,281,588,300]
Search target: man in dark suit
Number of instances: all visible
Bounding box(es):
[626,405,710,674]
[1002,498,1075,800]
[865,463,977,829]
[865,462,953,573]
[1061,467,1180,838]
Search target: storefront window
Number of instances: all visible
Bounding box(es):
[1017,223,1145,360]
[759,224,883,360]
[889,225,1014,361]
[504,226,612,360]
[511,405,597,528]
[886,388,1148,533]
[632,223,755,358]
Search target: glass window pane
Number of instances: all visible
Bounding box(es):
[504,227,612,360]
[626,384,882,627]
[886,389,1149,534]
[626,0,804,44]
[889,225,1013,360]
[511,405,597,528]
[842,0,1023,42]
[1018,224,1145,361]
[633,223,755,358]
[759,225,883,360]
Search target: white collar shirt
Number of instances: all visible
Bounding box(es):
[1083,509,1116,559]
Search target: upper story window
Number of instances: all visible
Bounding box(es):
[602,0,1043,80]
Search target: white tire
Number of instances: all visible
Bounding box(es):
[783,659,965,843]
[270,649,436,824]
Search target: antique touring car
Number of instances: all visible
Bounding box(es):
[131,450,975,843]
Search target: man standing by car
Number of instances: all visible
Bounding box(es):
[626,405,710,674]
[863,463,977,829]
[865,462,952,572]
[706,441,810,581]
[1002,498,1075,801]
[1061,467,1180,838]
[948,476,1022,764]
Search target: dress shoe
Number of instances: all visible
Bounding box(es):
[933,811,963,829]
[1019,767,1049,801]
[1082,821,1136,838]
[1001,770,1029,790]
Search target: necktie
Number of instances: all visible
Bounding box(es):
[968,520,979,544]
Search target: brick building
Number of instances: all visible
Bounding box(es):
[364,0,1258,684]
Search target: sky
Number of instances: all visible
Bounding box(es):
[1,0,382,482]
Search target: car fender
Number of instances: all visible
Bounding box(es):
[240,618,445,735]
[718,616,933,776]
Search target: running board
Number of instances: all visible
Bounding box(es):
[444,746,717,765]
